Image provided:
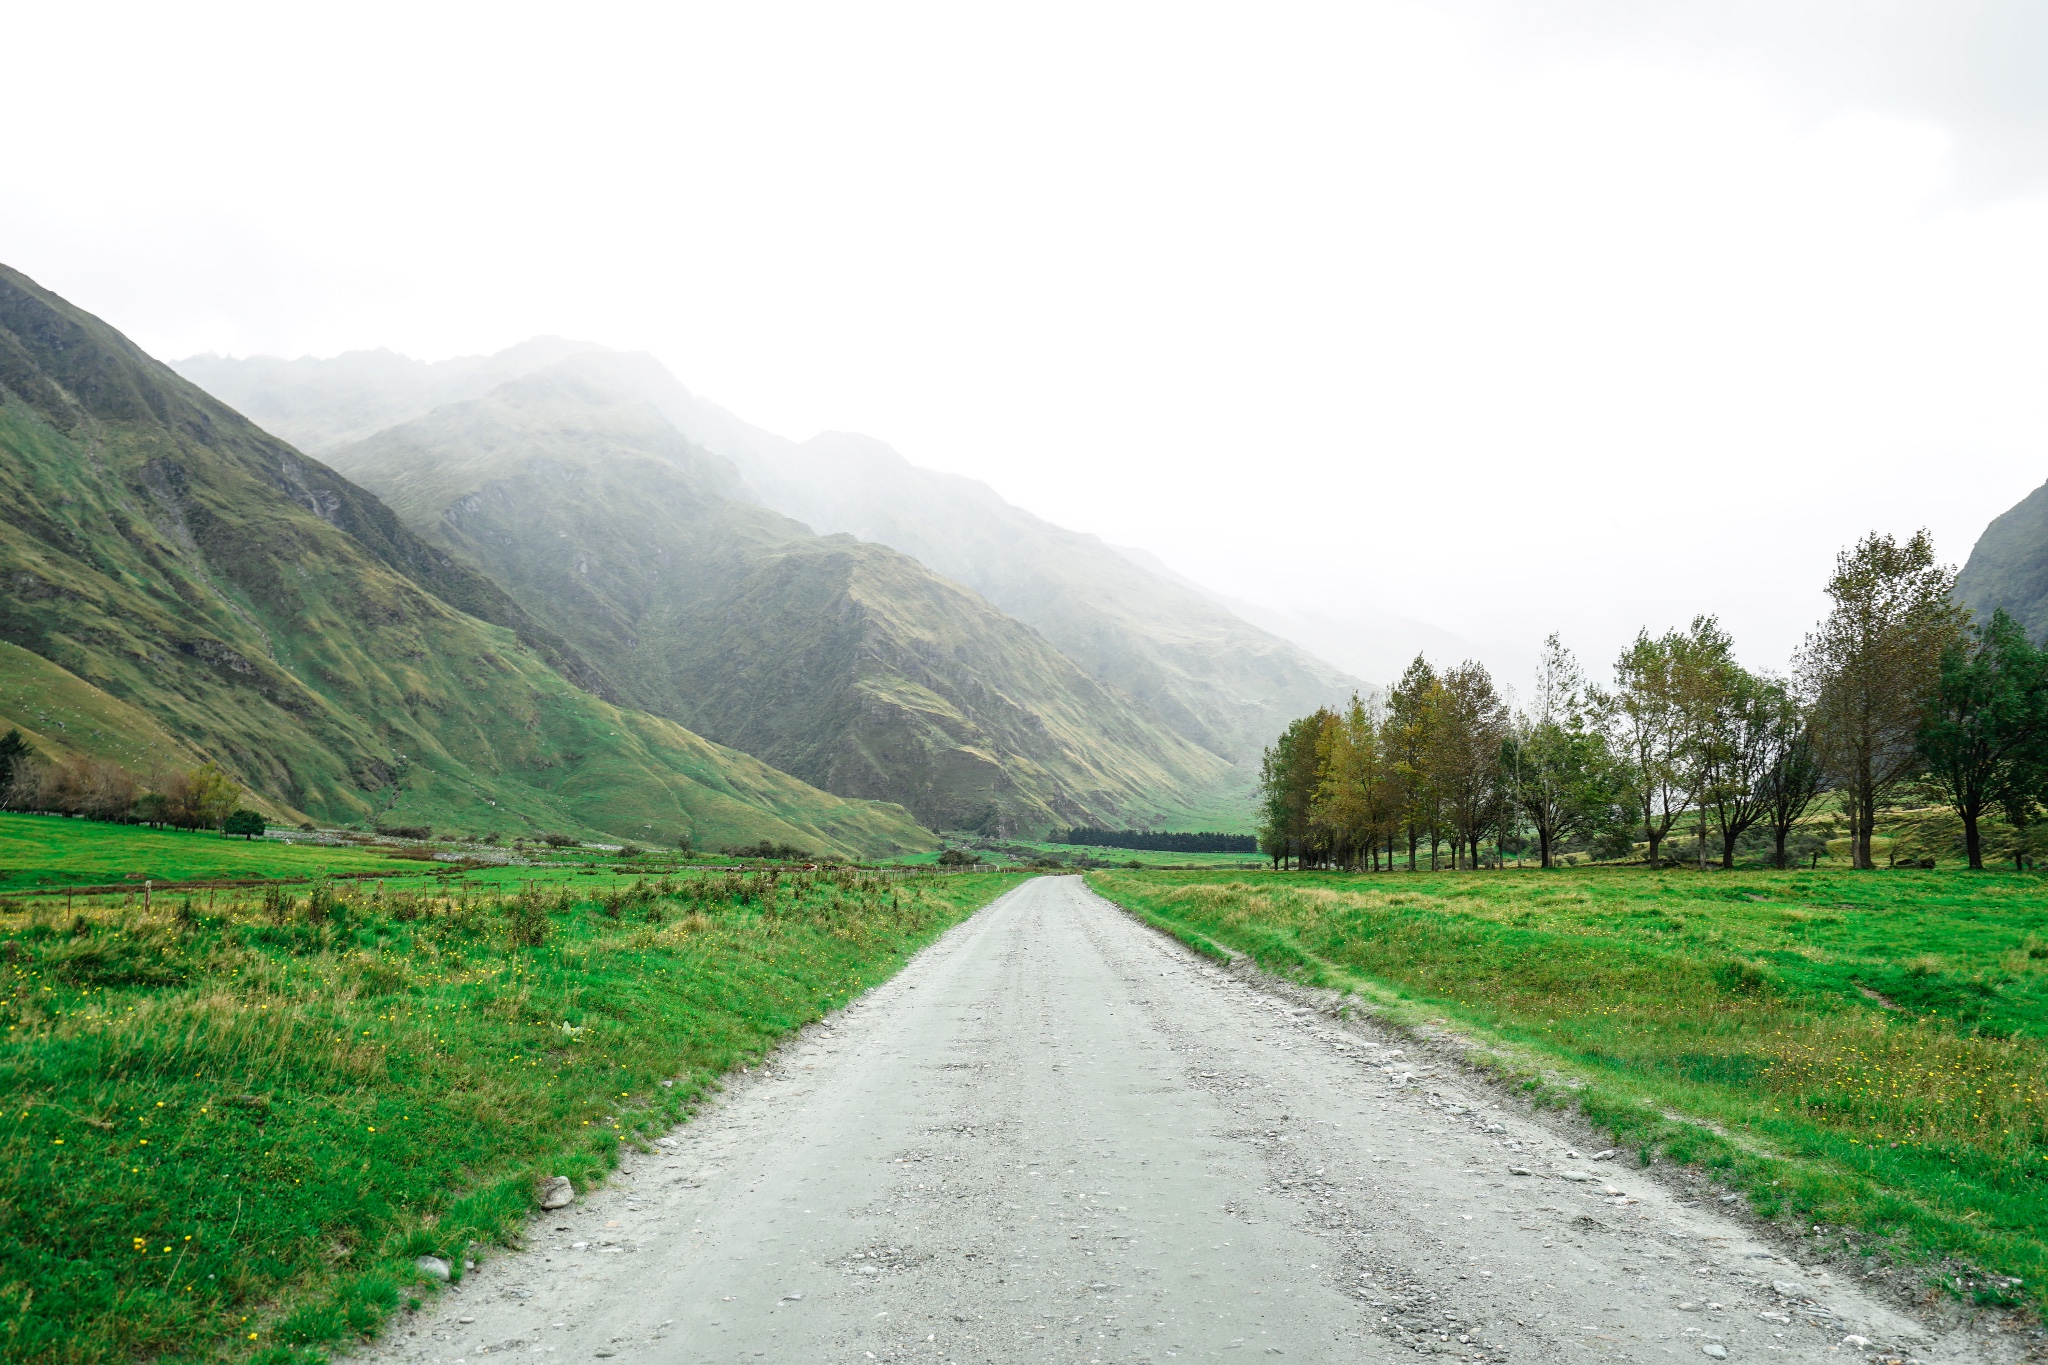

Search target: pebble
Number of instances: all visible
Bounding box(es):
[1842,1336,1871,1349]
[1558,1170,1594,1182]
[1507,1166,1533,1176]
[540,1176,576,1210]
[1771,1280,1807,1298]
[414,1255,452,1281]
[1702,1345,1728,1359]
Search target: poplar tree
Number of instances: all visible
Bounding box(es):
[1798,531,1961,870]
[1388,656,1441,870]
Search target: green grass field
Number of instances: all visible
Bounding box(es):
[0,816,411,892]
[1087,866,2048,1311]
[0,817,1023,1364]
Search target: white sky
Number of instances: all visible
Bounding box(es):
[7,0,2048,688]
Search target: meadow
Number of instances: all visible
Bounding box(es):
[1088,866,2048,1311]
[0,814,1023,1364]
[0,816,407,892]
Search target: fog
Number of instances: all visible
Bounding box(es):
[7,0,2046,689]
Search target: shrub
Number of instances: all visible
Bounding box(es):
[503,894,550,947]
[936,847,980,867]
[724,841,810,862]
[223,809,267,840]
[376,824,433,841]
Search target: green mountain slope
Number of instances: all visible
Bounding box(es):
[1957,478,2048,640]
[0,264,929,856]
[172,342,1363,781]
[321,355,1233,833]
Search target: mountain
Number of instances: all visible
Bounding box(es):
[0,265,930,856]
[1957,479,2048,641]
[173,338,605,454]
[314,353,1233,833]
[174,342,1367,773]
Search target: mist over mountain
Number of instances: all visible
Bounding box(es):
[173,339,604,454]
[1105,542,1482,691]
[0,264,930,856]
[176,341,1368,783]
[311,352,1232,833]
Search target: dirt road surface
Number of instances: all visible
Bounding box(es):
[364,876,1988,1365]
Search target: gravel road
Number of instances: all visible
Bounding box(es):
[366,875,1991,1365]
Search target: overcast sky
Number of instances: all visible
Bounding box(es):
[8,0,2048,688]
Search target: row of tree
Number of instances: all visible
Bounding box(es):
[1051,827,1259,853]
[0,731,264,835]
[1259,531,2048,872]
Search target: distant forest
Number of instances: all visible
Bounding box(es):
[1052,827,1258,853]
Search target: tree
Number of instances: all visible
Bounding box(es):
[1505,635,1617,868]
[0,729,36,800]
[1432,661,1510,869]
[1311,695,1372,870]
[1915,608,2048,869]
[1607,621,1726,866]
[1757,707,1823,868]
[1798,531,1963,870]
[1260,709,1331,868]
[1698,667,1794,869]
[1387,657,1442,869]
[163,761,244,831]
[223,808,267,840]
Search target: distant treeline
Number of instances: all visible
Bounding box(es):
[1051,827,1258,853]
[0,729,264,836]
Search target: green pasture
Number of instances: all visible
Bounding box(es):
[1088,865,2048,1310]
[0,815,1024,1364]
[0,816,410,892]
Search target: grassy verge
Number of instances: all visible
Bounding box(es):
[1,834,1026,1364]
[1086,866,2047,1311]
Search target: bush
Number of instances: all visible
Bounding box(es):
[724,841,810,862]
[376,824,433,841]
[936,847,981,867]
[539,833,578,848]
[223,809,267,840]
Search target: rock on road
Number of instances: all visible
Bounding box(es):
[368,875,1975,1365]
